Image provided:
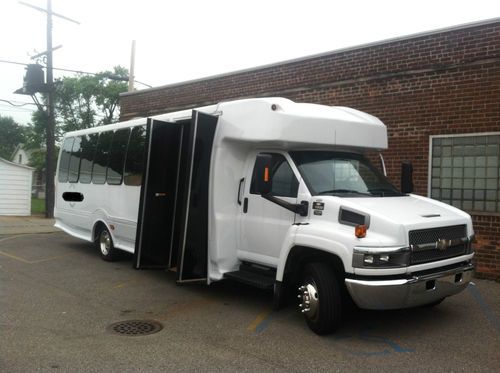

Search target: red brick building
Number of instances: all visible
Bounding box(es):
[120,19,500,280]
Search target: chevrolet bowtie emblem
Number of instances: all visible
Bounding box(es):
[435,239,450,251]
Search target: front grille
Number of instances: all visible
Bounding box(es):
[409,225,467,265]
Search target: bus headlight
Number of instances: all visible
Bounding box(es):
[353,246,410,268]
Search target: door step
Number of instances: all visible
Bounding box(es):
[224,263,276,290]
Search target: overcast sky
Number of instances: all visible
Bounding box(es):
[1,0,499,125]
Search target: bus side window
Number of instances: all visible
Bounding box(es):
[107,128,131,185]
[58,137,74,183]
[79,133,99,184]
[124,125,146,186]
[68,136,82,183]
[92,131,113,184]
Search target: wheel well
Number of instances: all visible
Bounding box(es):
[283,246,346,286]
[92,221,107,242]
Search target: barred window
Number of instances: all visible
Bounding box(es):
[430,134,500,213]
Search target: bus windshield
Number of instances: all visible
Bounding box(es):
[290,151,403,197]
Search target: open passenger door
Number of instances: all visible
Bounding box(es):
[134,118,182,269]
[134,112,218,283]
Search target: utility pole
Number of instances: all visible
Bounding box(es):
[45,0,55,218]
[17,1,79,218]
[128,40,136,92]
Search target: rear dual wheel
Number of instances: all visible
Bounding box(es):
[297,262,342,335]
[95,226,120,262]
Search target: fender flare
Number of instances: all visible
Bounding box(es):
[276,232,352,281]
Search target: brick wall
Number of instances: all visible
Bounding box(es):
[121,20,500,280]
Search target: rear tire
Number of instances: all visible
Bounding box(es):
[298,262,342,335]
[95,226,120,262]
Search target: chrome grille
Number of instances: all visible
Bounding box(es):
[409,225,467,265]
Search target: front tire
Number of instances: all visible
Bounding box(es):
[96,226,120,262]
[297,262,342,335]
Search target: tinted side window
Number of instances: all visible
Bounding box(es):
[250,153,299,197]
[79,133,99,184]
[124,125,147,186]
[68,136,82,183]
[57,137,74,182]
[107,128,131,185]
[92,131,113,184]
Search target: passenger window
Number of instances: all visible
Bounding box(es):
[68,136,82,183]
[57,137,74,183]
[250,153,299,197]
[107,128,131,185]
[124,126,146,186]
[79,133,99,184]
[92,131,113,184]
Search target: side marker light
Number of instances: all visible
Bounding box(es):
[355,224,367,238]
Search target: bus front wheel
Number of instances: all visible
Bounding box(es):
[297,262,342,335]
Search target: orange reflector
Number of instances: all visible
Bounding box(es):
[355,224,367,238]
[264,167,269,182]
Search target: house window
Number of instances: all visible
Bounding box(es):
[18,154,22,163]
[430,134,500,213]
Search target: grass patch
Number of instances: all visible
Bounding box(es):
[31,197,45,215]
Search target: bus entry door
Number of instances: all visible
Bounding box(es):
[175,111,218,283]
[134,119,182,269]
[134,112,218,284]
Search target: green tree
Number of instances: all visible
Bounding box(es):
[0,115,27,159]
[55,65,128,132]
[24,65,129,152]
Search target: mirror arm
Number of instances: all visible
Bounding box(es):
[262,194,309,216]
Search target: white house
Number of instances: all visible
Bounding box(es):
[0,157,34,216]
[10,144,33,166]
[11,144,45,199]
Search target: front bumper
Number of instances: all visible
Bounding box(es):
[345,262,473,310]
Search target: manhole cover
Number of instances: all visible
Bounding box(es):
[107,320,163,336]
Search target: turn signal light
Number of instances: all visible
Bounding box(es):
[355,224,367,238]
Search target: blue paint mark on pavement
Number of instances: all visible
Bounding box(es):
[254,314,273,334]
[468,283,500,334]
[332,327,414,356]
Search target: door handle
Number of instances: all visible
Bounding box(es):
[237,178,244,205]
[243,198,248,213]
[155,192,167,197]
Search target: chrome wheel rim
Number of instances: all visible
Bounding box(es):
[297,281,319,318]
[99,230,111,256]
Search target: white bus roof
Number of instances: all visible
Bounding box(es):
[64,98,387,151]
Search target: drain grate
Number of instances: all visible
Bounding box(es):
[107,320,163,336]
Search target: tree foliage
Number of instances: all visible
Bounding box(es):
[0,115,27,159]
[26,65,129,149]
[55,65,129,132]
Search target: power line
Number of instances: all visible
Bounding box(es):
[0,59,152,87]
[0,98,37,107]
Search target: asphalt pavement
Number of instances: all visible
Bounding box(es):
[0,225,499,372]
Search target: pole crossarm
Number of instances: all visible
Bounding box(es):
[18,1,80,24]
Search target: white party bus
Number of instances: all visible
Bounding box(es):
[55,98,474,334]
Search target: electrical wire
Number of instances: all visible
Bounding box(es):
[0,99,37,107]
[0,59,152,87]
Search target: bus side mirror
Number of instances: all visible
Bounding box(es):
[401,162,414,194]
[254,154,273,195]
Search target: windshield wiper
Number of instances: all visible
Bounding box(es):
[317,189,372,196]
